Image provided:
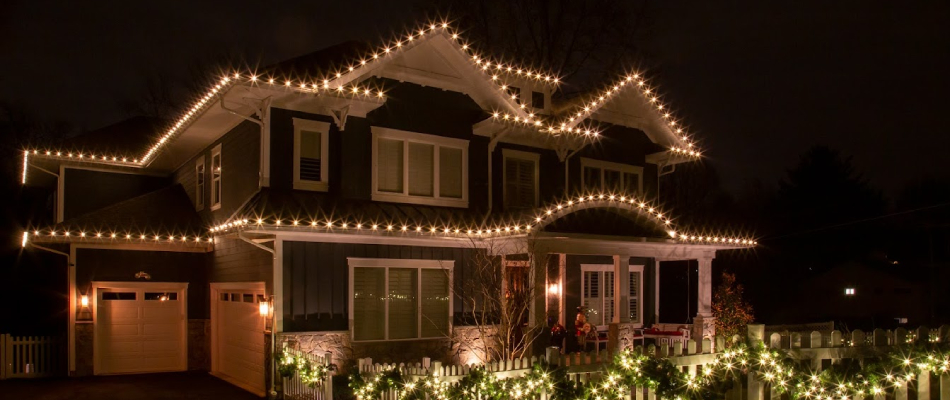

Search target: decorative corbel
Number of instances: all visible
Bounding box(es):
[327,105,350,131]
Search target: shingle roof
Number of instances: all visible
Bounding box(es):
[61,116,166,158]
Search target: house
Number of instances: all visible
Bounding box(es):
[18,22,753,396]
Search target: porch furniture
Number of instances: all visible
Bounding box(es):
[643,326,690,347]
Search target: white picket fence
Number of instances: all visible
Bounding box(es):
[0,334,65,379]
[352,324,950,400]
[282,347,334,400]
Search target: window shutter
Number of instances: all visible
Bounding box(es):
[377,138,404,193]
[387,268,418,339]
[604,271,615,323]
[505,158,535,209]
[629,271,640,323]
[299,130,322,182]
[583,271,604,326]
[353,268,386,341]
[421,269,449,337]
[408,143,434,196]
[439,147,463,198]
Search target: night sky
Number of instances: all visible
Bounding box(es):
[3,1,948,197]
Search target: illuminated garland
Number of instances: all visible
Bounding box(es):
[278,349,337,388]
[343,339,950,400]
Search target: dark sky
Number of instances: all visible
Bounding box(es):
[3,1,948,198]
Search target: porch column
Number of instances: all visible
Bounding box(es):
[608,254,630,354]
[692,251,716,346]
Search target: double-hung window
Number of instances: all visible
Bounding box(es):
[293,118,330,191]
[580,158,643,195]
[349,258,453,341]
[195,156,205,210]
[372,127,468,207]
[580,264,644,327]
[503,149,539,210]
[210,144,222,210]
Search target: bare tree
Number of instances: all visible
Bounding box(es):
[451,234,552,362]
[432,0,652,93]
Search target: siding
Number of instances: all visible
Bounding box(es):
[75,248,212,318]
[211,237,274,294]
[172,120,261,224]
[281,241,484,332]
[63,168,169,220]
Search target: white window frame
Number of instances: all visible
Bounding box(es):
[580,158,644,195]
[195,156,205,211]
[292,118,330,191]
[371,127,468,208]
[347,258,454,342]
[580,264,645,329]
[502,149,540,209]
[210,144,222,211]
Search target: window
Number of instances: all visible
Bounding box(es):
[844,288,855,295]
[293,118,330,191]
[581,264,644,327]
[210,144,222,210]
[195,157,205,210]
[580,158,643,195]
[503,149,539,210]
[144,292,178,301]
[508,86,521,103]
[349,258,453,341]
[102,292,136,301]
[372,127,468,207]
[531,91,545,109]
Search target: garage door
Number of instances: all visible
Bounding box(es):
[96,284,187,374]
[213,285,265,396]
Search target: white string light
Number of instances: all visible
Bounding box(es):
[26,229,211,244]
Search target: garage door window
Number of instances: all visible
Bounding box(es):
[144,292,178,301]
[102,292,136,300]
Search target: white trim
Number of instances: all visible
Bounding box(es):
[580,157,644,195]
[292,118,330,191]
[655,262,661,320]
[579,264,645,328]
[274,237,284,333]
[501,148,540,209]
[210,144,222,211]
[57,165,65,223]
[347,257,454,342]
[371,127,468,208]
[195,156,206,211]
[68,244,76,374]
[262,106,272,187]
[209,281,266,397]
[91,281,188,375]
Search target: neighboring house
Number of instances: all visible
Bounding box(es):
[778,262,930,329]
[19,23,753,396]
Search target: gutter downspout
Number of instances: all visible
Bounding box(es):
[237,231,277,398]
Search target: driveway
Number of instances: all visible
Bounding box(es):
[0,371,263,400]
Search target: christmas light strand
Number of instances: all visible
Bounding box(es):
[24,229,212,244]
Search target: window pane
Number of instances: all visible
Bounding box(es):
[505,158,536,209]
[439,147,463,198]
[583,167,601,192]
[531,91,544,109]
[354,268,386,341]
[388,268,418,340]
[583,271,603,326]
[144,292,178,301]
[604,271,615,323]
[623,172,639,194]
[102,292,136,301]
[604,170,622,193]
[421,269,449,338]
[299,130,322,182]
[377,138,404,193]
[408,142,434,196]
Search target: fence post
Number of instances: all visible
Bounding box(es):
[940,373,950,400]
[545,347,560,367]
[323,351,333,400]
[747,371,764,400]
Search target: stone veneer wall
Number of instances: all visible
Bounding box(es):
[279,326,501,373]
[72,319,210,376]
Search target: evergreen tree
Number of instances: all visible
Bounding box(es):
[712,272,754,345]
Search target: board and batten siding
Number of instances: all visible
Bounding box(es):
[281,241,482,333]
[172,120,261,222]
[211,237,274,295]
[62,168,169,220]
[74,248,212,319]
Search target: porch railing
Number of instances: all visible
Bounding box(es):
[0,334,65,380]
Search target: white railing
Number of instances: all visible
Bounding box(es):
[352,324,950,400]
[282,348,334,400]
[0,334,65,379]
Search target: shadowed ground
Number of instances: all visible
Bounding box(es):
[0,371,263,400]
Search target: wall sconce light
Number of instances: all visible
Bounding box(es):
[259,299,271,317]
[547,283,561,296]
[80,294,89,308]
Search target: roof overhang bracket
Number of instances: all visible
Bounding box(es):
[327,105,350,131]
